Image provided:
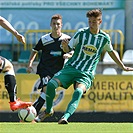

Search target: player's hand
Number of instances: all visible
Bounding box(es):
[27,66,33,73]
[122,66,133,71]
[63,53,73,59]
[15,33,26,45]
[63,53,70,59]
[62,39,70,53]
[62,38,69,47]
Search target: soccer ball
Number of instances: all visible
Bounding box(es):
[18,106,37,122]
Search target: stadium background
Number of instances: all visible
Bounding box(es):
[0,0,133,122]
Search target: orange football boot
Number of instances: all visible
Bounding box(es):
[9,98,32,111]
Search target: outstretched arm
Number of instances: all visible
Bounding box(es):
[108,50,133,71]
[0,16,25,44]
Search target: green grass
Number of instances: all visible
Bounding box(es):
[0,122,133,133]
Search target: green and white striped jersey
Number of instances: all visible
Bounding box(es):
[65,27,113,76]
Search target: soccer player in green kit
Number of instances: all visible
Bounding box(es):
[35,9,133,124]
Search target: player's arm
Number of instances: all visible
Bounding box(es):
[62,39,71,53]
[0,16,25,44]
[63,50,74,59]
[27,39,42,73]
[108,51,133,71]
[62,30,80,53]
[27,50,38,73]
[104,35,133,72]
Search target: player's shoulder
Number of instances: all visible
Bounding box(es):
[41,33,51,40]
[73,27,89,39]
[41,33,53,43]
[77,27,89,33]
[99,30,109,37]
[60,33,71,40]
[99,30,110,40]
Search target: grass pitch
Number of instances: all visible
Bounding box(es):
[0,122,133,133]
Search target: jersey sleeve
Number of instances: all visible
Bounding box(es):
[33,39,43,51]
[68,31,80,49]
[104,42,113,52]
[104,34,113,52]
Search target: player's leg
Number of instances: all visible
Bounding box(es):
[33,76,50,114]
[46,78,60,113]
[5,74,32,111]
[58,82,84,124]
[4,74,17,102]
[45,67,74,114]
[35,66,74,122]
[58,72,92,124]
[2,58,17,103]
[2,58,32,111]
[33,90,46,114]
[34,78,59,122]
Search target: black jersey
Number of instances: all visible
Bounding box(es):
[33,33,71,77]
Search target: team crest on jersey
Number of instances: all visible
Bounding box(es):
[83,44,97,56]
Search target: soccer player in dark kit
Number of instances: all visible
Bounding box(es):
[27,14,73,121]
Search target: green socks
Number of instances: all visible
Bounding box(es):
[62,88,83,120]
[46,79,59,113]
[46,80,84,121]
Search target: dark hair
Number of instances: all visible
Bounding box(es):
[51,14,62,22]
[86,9,102,18]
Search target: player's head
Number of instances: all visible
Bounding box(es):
[86,9,102,31]
[86,9,102,18]
[51,14,62,23]
[50,14,63,32]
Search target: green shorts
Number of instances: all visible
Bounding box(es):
[53,65,94,90]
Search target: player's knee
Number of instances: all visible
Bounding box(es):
[46,79,59,99]
[74,88,83,97]
[47,79,59,90]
